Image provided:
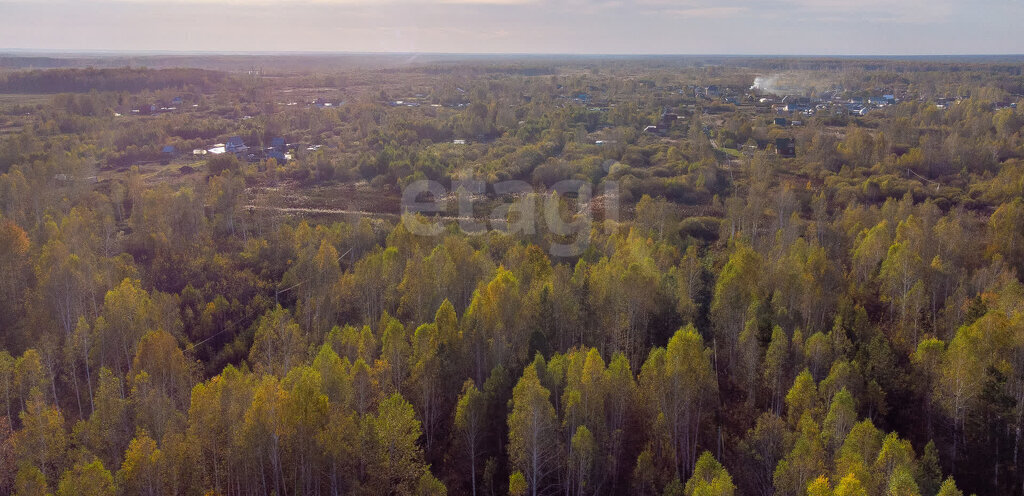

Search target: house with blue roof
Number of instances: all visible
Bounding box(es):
[225,137,247,154]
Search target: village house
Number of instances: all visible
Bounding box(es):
[266,150,290,163]
[660,110,679,128]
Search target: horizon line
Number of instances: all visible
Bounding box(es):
[2,49,1024,59]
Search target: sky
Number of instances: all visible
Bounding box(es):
[1,0,1022,55]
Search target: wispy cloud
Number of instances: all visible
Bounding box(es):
[666,6,747,18]
[778,0,955,23]
[0,0,1020,53]
[0,0,541,3]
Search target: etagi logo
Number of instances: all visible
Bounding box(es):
[400,161,620,257]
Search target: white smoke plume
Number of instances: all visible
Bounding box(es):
[750,75,781,93]
[750,73,811,96]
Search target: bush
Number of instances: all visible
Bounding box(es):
[207,154,241,175]
[679,216,721,242]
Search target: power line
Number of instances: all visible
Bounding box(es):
[274,247,352,304]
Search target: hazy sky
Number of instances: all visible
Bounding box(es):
[1,0,1022,55]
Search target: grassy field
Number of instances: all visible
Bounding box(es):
[0,93,53,106]
[718,146,743,158]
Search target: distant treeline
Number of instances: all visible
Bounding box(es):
[412,64,558,77]
[0,67,228,94]
[0,56,79,70]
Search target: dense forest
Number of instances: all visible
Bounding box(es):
[0,56,1023,495]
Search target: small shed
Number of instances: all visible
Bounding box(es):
[775,138,796,158]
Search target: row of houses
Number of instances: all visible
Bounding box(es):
[769,93,898,117]
[124,96,189,116]
[773,117,803,127]
[172,136,294,163]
